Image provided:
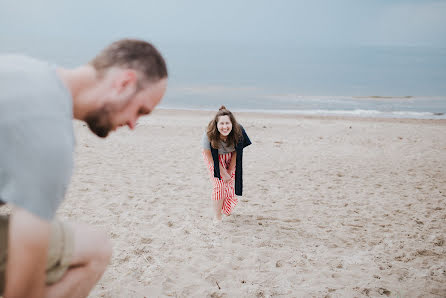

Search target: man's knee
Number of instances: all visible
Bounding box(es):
[91,230,112,268]
[70,223,113,276]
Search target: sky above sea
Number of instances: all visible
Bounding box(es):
[1,1,445,117]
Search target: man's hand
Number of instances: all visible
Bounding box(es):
[4,207,50,298]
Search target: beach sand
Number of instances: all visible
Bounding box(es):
[57,110,446,297]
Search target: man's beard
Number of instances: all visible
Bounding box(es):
[85,105,113,138]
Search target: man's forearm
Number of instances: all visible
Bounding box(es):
[4,208,50,298]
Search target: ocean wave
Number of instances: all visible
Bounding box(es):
[232,109,446,119]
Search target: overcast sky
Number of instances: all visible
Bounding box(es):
[1,0,446,47]
[1,0,445,96]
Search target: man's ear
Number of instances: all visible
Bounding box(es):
[115,69,138,94]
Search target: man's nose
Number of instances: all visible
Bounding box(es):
[127,119,137,130]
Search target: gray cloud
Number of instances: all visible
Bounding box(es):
[1,0,445,46]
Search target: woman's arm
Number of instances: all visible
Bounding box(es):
[203,149,213,164]
[203,149,231,182]
[219,158,231,182]
[228,151,237,176]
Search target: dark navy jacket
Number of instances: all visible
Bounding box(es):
[210,126,251,196]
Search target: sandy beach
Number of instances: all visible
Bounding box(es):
[56,109,446,297]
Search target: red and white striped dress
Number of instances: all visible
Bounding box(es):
[203,151,238,216]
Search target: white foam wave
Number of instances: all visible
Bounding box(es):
[231,109,446,119]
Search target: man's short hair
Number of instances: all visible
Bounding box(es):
[89,39,168,83]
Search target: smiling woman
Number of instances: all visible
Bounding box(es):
[202,106,251,222]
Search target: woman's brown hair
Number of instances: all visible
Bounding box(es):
[207,106,242,149]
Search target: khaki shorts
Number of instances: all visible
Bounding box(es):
[0,215,74,294]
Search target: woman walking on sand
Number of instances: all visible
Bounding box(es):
[202,106,251,222]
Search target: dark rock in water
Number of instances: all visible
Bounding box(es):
[433,112,444,116]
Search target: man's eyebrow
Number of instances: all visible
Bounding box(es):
[139,107,152,115]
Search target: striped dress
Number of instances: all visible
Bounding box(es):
[203,151,238,216]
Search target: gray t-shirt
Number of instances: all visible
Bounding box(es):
[0,55,75,220]
[202,131,235,154]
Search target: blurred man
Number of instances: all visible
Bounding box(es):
[0,39,168,297]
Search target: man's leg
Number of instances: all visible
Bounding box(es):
[45,223,112,298]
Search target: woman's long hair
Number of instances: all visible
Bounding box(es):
[207,106,242,149]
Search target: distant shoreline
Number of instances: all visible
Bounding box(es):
[353,95,413,99]
[157,106,446,120]
[147,108,446,125]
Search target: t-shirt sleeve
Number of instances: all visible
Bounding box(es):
[202,131,211,150]
[0,118,73,221]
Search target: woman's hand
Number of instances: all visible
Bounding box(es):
[222,171,232,182]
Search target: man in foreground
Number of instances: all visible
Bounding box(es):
[0,39,168,297]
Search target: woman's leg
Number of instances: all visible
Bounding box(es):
[203,151,222,220]
[221,171,237,216]
[213,199,224,220]
[212,178,225,220]
[219,152,237,216]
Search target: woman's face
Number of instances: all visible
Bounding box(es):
[217,115,232,137]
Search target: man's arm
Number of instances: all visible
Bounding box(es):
[4,207,50,298]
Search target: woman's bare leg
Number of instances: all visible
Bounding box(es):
[213,199,224,220]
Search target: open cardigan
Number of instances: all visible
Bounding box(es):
[210,126,251,196]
